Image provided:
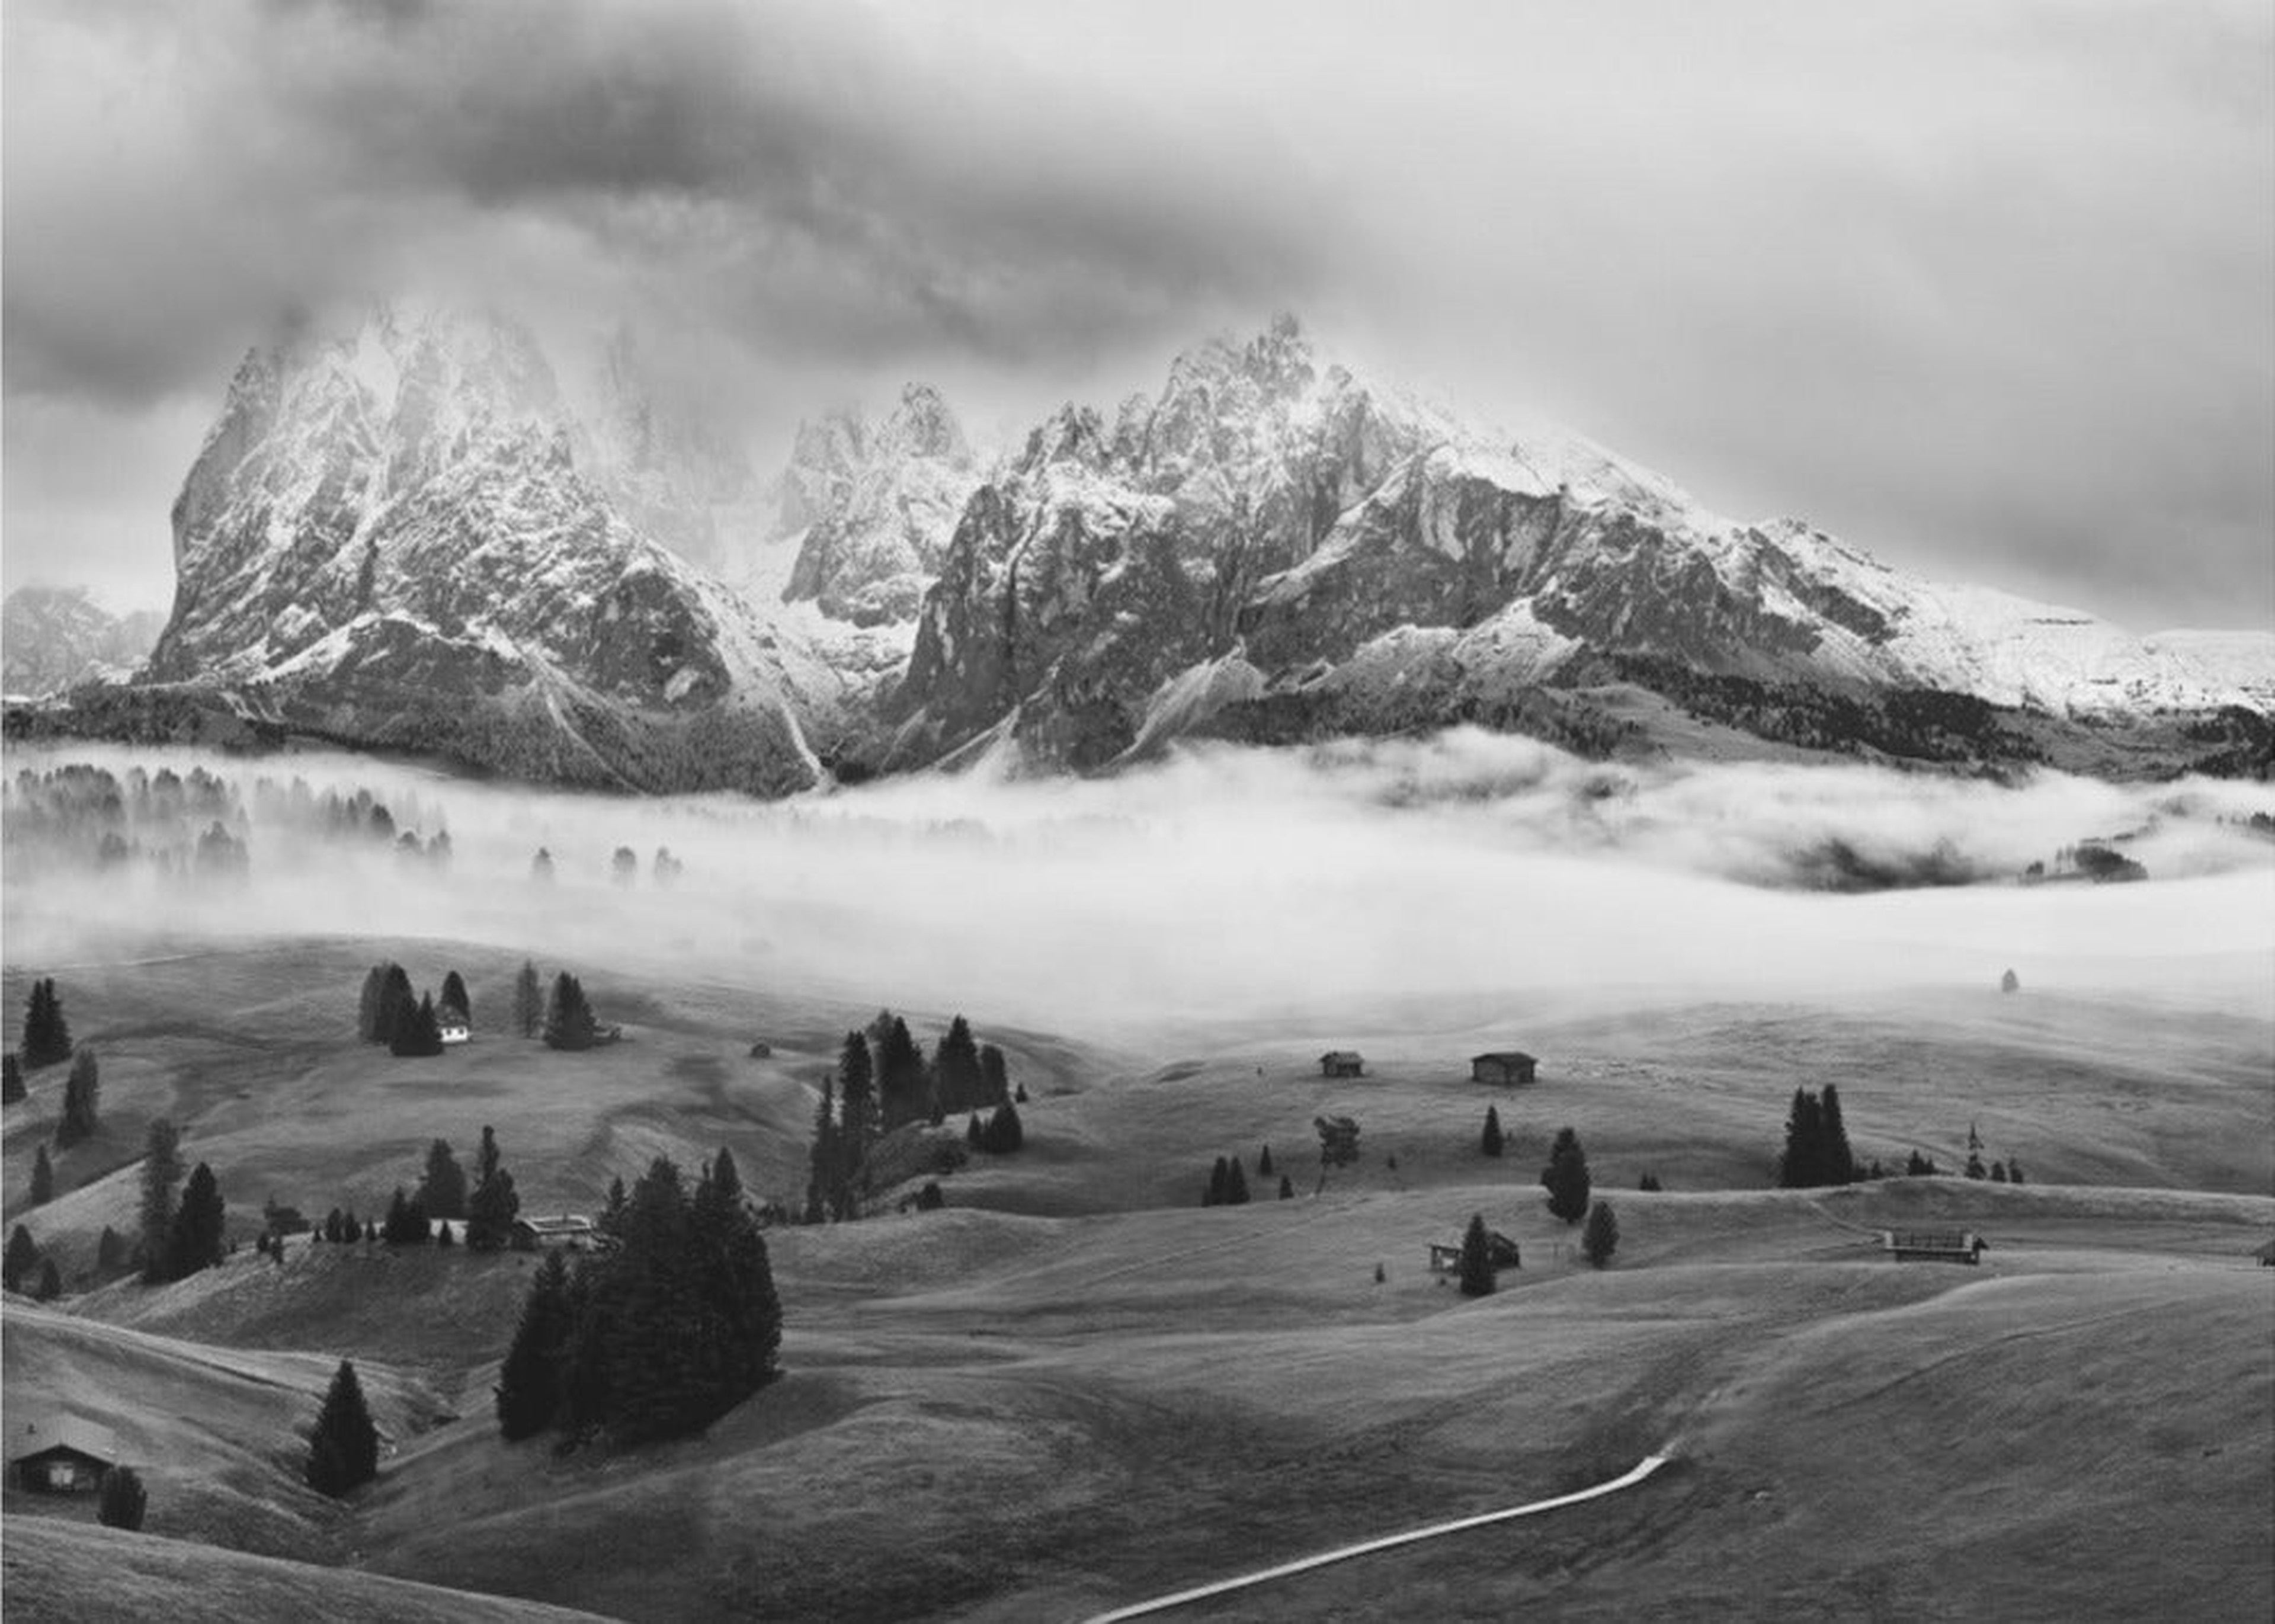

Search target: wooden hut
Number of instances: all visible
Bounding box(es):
[1470,1052,1537,1086]
[11,1415,119,1494]
[1318,1051,1366,1079]
[1882,1229,1988,1264]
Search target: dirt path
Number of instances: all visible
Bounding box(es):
[1079,1452,1672,1622]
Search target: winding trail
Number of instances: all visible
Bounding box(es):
[1080,1451,1672,1622]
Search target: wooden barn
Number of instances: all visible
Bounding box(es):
[1318,1051,1366,1079]
[1470,1052,1537,1086]
[1428,1231,1521,1274]
[511,1214,603,1251]
[11,1415,119,1494]
[1882,1229,1988,1264]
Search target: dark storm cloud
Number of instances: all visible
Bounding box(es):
[3,0,2269,629]
[2,0,1329,407]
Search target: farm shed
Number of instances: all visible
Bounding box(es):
[1882,1229,1988,1264]
[1428,1231,1521,1274]
[1470,1052,1537,1086]
[512,1214,603,1251]
[12,1415,119,1494]
[1318,1051,1366,1078]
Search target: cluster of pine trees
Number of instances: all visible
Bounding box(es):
[4,1225,62,1299]
[358,962,470,1056]
[805,1013,1017,1221]
[495,1150,782,1447]
[541,972,601,1050]
[136,1119,227,1284]
[1199,1144,1294,1206]
[1776,1086,1859,1188]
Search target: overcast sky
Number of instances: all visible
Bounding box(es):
[5,0,2270,628]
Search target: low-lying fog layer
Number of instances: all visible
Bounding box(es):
[5,731,2272,1036]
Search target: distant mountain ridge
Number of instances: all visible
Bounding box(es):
[2,587,162,697]
[21,306,2268,786]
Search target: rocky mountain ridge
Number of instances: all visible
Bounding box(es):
[36,306,2272,789]
[1,587,164,698]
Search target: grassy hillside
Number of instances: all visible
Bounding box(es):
[4,934,2268,1620]
[1,1519,607,1624]
[1,1300,446,1560]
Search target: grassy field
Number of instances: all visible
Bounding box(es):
[2,934,2270,1620]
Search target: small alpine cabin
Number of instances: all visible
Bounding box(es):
[511,1214,601,1251]
[1471,1052,1537,1087]
[1882,1229,1988,1264]
[12,1415,119,1494]
[438,1017,470,1046]
[1428,1231,1522,1274]
[1318,1051,1366,1079]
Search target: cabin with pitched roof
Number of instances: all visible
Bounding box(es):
[11,1415,119,1494]
[1428,1231,1521,1275]
[1318,1051,1366,1079]
[1883,1229,1988,1264]
[511,1213,603,1251]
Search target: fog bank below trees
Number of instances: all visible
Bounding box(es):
[4,732,2270,1036]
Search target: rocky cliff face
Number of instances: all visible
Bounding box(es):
[773,384,981,626]
[885,317,2269,773]
[146,305,842,792]
[2,587,162,696]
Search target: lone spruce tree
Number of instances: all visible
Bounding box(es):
[4,1224,40,1293]
[21,978,72,1069]
[2,1052,23,1104]
[1481,1104,1505,1158]
[1541,1126,1592,1225]
[1457,1212,1497,1297]
[439,970,470,1023]
[306,1359,381,1495]
[31,1145,55,1206]
[1581,1200,1620,1268]
[163,1163,227,1282]
[98,1464,148,1530]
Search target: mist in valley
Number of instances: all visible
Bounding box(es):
[7,731,2271,1040]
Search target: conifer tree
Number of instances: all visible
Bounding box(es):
[440,970,470,1023]
[56,1050,101,1146]
[1279,1174,1294,1199]
[34,1257,61,1301]
[979,1100,1024,1154]
[163,1162,226,1281]
[1819,1084,1857,1185]
[1582,1200,1620,1267]
[1639,1171,1663,1192]
[2,1052,23,1104]
[711,1147,744,1206]
[390,992,445,1058]
[98,1464,148,1530]
[373,964,414,1049]
[357,965,386,1042]
[1777,1088,1824,1189]
[138,1119,182,1282]
[514,960,543,1037]
[4,1224,39,1293]
[530,847,554,882]
[31,1144,55,1206]
[2007,1157,2025,1185]
[306,1359,380,1495]
[466,1126,520,1250]
[1990,1160,2008,1183]
[1905,1149,1936,1177]
[876,1017,928,1130]
[1225,1158,1251,1205]
[979,1043,1010,1107]
[931,1016,984,1115]
[1481,1104,1505,1158]
[806,1073,841,1223]
[1457,1212,1497,1297]
[496,1248,573,1440]
[21,978,73,1069]
[1964,1121,1988,1180]
[1541,1126,1592,1224]
[837,1031,877,1164]
[97,1225,128,1273]
[965,1112,982,1148]
[542,973,598,1051]
[611,846,638,885]
[1206,1156,1229,1207]
[1257,1143,1274,1178]
[415,1139,468,1220]
[382,1187,431,1245]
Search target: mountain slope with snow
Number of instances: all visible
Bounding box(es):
[2,587,162,697]
[143,305,850,792]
